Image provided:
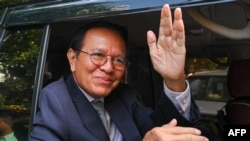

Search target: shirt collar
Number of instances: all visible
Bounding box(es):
[77,85,104,103]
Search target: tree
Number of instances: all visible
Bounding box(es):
[0,28,42,108]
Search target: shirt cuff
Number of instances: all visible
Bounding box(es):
[163,80,191,119]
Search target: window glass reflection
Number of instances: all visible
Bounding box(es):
[189,76,229,102]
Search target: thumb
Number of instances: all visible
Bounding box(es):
[167,118,178,127]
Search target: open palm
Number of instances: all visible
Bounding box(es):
[147,4,186,91]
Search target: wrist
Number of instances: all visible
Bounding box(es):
[164,75,186,92]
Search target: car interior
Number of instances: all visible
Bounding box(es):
[225,59,250,125]
[0,0,250,141]
[46,1,250,140]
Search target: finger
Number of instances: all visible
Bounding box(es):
[173,7,183,32]
[143,127,207,141]
[166,118,178,127]
[159,4,173,37]
[173,7,185,46]
[168,134,209,141]
[174,127,201,135]
[161,119,201,135]
[147,30,157,50]
[161,125,202,135]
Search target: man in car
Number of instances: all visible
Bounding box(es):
[29,4,209,141]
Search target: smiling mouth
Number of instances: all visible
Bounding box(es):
[95,76,113,84]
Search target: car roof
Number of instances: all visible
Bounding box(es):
[3,0,235,27]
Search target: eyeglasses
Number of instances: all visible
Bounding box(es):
[77,50,130,70]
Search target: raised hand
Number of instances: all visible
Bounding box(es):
[147,4,186,92]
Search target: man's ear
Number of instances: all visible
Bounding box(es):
[67,48,76,72]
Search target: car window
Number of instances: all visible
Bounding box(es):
[188,75,229,102]
[0,27,43,141]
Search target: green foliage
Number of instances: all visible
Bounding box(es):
[0,28,42,106]
[0,28,42,141]
[185,58,228,74]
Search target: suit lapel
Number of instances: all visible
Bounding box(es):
[105,90,142,141]
[65,75,110,141]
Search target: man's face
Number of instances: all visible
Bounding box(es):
[67,27,127,98]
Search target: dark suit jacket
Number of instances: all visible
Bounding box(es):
[29,74,203,141]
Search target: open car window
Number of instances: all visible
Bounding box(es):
[0,27,43,141]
